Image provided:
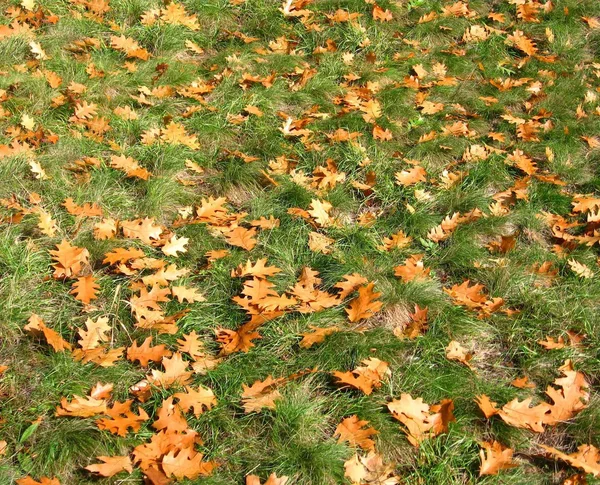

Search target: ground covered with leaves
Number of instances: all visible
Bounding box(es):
[1,0,600,483]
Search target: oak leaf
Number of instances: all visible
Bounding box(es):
[346,283,383,322]
[479,441,517,476]
[299,325,338,348]
[344,452,399,485]
[96,400,149,436]
[127,337,172,367]
[70,275,100,304]
[333,358,390,395]
[445,341,474,369]
[173,385,217,416]
[50,240,90,279]
[85,456,133,477]
[246,473,289,485]
[56,395,107,417]
[540,444,600,477]
[16,478,60,485]
[334,415,378,451]
[148,353,193,388]
[387,394,455,446]
[161,447,217,480]
[241,375,284,413]
[225,226,258,250]
[24,314,72,352]
[161,235,188,257]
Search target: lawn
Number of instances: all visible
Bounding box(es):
[0,0,600,483]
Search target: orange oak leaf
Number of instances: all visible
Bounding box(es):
[299,325,339,348]
[148,353,193,388]
[171,286,205,303]
[394,254,430,282]
[387,394,455,446]
[173,385,217,416]
[161,447,217,480]
[49,240,90,279]
[334,415,378,451]
[445,341,474,369]
[70,275,100,304]
[333,358,390,395]
[345,283,383,322]
[334,273,368,300]
[479,441,517,476]
[127,336,172,367]
[24,314,72,352]
[225,226,258,250]
[246,473,289,485]
[540,444,600,477]
[96,400,149,436]
[85,456,133,477]
[343,452,399,484]
[56,395,107,417]
[16,477,61,485]
[241,375,284,413]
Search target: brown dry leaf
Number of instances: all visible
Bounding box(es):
[394,254,430,282]
[568,259,594,278]
[109,155,152,180]
[173,385,217,417]
[333,358,390,395]
[85,456,133,477]
[506,30,538,56]
[395,166,426,186]
[96,400,149,436]
[307,199,334,227]
[110,35,151,60]
[216,319,263,355]
[94,218,118,240]
[70,275,100,304]
[24,314,72,352]
[63,198,103,217]
[343,452,399,485]
[231,259,281,279]
[346,283,383,322]
[475,360,589,431]
[308,231,335,254]
[245,473,289,485]
[50,240,90,279]
[241,375,284,413]
[511,376,536,389]
[127,336,172,367]
[56,395,107,417]
[16,477,61,485]
[225,226,258,250]
[90,382,113,400]
[161,235,189,257]
[395,304,429,339]
[77,316,111,351]
[540,444,600,477]
[378,230,412,251]
[387,394,455,446]
[299,325,339,348]
[538,336,565,349]
[148,353,193,388]
[479,441,517,476]
[171,286,205,303]
[161,447,217,480]
[445,340,474,369]
[334,415,378,451]
[334,273,369,300]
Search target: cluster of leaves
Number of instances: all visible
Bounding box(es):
[1,0,600,483]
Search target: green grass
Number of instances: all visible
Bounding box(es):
[1,0,600,483]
